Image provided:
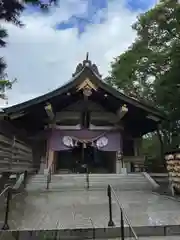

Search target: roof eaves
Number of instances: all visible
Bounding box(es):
[3,68,86,114]
[92,77,165,119]
[76,66,165,119]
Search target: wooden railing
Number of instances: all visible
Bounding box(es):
[0,134,33,172]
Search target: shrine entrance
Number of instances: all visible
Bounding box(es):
[55,143,116,174]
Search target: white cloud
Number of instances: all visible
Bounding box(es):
[1,0,139,106]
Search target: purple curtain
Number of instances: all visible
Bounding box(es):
[49,129,122,152]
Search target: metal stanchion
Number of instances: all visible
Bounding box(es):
[107,185,115,227]
[46,173,49,190]
[2,188,11,230]
[86,165,89,190]
[46,168,51,190]
[23,170,28,188]
[120,209,125,240]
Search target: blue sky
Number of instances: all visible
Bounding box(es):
[3,0,158,106]
[25,0,157,35]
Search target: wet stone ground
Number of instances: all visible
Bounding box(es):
[1,189,180,231]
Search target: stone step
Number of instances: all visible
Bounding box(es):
[29,176,147,182]
[29,178,149,183]
[52,173,142,177]
[41,175,145,178]
[26,173,153,191]
[33,173,144,177]
[29,179,147,183]
[1,226,180,240]
[88,237,180,240]
[26,184,152,192]
[31,177,146,181]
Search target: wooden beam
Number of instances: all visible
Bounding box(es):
[146,114,160,122]
[89,124,123,130]
[91,112,118,123]
[45,102,54,121]
[51,123,123,130]
[9,111,25,120]
[51,124,81,130]
[56,112,80,122]
[56,111,120,124]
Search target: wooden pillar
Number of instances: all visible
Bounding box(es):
[52,151,57,174]
[45,137,55,174]
[47,149,54,169]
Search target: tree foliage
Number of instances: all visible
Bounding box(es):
[107,0,180,158]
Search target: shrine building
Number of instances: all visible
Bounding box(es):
[0,55,165,175]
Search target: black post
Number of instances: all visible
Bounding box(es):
[2,188,11,230]
[107,185,115,227]
[120,209,125,240]
[50,168,51,183]
[23,170,28,188]
[46,173,49,190]
[86,166,89,190]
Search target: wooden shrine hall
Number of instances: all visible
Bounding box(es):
[0,55,165,175]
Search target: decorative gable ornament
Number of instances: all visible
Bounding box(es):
[77,78,97,92]
[77,78,98,97]
[72,53,102,77]
[83,88,92,97]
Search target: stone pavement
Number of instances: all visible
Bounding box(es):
[1,189,180,231]
[137,238,180,240]
[97,238,180,240]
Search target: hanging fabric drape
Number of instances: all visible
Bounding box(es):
[49,129,122,152]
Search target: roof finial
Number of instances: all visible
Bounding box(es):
[86,52,89,61]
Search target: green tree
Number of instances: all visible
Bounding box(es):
[106,0,180,159]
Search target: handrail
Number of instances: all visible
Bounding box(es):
[0,185,12,230]
[0,171,27,199]
[0,185,12,199]
[0,171,28,230]
[109,184,138,240]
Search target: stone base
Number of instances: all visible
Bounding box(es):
[121,168,127,174]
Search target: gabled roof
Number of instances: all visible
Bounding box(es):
[3,54,165,120]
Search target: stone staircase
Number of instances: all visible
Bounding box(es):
[26,173,154,191]
[1,173,180,240]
